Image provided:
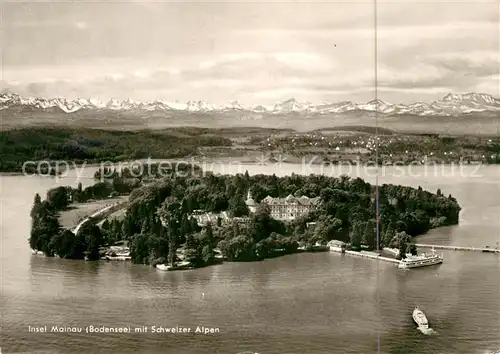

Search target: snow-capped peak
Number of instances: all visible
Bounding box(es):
[222,100,246,110]
[273,98,311,112]
[0,92,499,116]
[185,100,216,112]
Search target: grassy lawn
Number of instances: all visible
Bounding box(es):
[58,196,128,230]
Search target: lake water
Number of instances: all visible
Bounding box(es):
[1,163,499,354]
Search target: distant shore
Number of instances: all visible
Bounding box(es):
[0,159,491,179]
[1,126,498,175]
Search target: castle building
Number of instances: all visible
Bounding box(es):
[245,190,320,221]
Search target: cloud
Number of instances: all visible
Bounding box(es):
[74,21,87,30]
[376,51,499,90]
[181,52,335,86]
[237,20,496,42]
[250,87,369,100]
[2,1,497,104]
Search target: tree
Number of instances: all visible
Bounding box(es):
[203,222,216,249]
[77,219,104,260]
[313,216,343,245]
[382,223,396,248]
[29,195,62,254]
[158,197,183,266]
[46,186,71,210]
[201,244,214,264]
[102,219,110,230]
[30,193,43,220]
[394,231,411,259]
[349,223,362,250]
[34,193,42,205]
[406,242,417,256]
[49,229,76,258]
[361,220,376,250]
[130,233,149,264]
[217,235,254,261]
[228,195,249,217]
[319,187,335,203]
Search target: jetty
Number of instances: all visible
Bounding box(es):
[330,247,400,264]
[415,244,500,253]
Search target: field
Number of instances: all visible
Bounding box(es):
[58,196,128,230]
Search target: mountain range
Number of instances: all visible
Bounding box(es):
[1,92,499,117]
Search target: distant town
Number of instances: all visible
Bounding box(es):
[202,128,500,166]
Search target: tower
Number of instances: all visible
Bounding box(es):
[245,189,257,213]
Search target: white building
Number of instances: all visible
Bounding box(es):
[245,190,320,221]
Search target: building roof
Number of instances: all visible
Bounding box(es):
[327,240,346,246]
[189,211,245,226]
[260,195,320,206]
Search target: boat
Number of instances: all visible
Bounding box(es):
[398,249,443,269]
[327,240,346,253]
[156,264,169,271]
[104,254,131,261]
[115,252,130,257]
[482,246,499,253]
[156,261,192,271]
[412,307,429,329]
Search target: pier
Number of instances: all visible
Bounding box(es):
[330,248,401,264]
[415,244,500,253]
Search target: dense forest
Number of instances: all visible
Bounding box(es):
[0,127,231,172]
[30,164,461,267]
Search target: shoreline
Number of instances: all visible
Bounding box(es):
[45,157,497,170]
[1,158,495,177]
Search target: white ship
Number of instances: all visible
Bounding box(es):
[412,307,429,329]
[398,249,443,269]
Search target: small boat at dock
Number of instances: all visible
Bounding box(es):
[103,252,131,261]
[156,264,169,271]
[156,261,192,271]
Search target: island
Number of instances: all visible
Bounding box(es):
[29,162,461,269]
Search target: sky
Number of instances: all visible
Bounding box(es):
[1,0,499,105]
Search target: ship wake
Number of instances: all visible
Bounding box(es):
[417,326,437,335]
